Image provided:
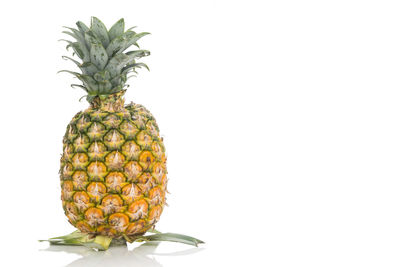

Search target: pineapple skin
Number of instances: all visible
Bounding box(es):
[60,94,167,238]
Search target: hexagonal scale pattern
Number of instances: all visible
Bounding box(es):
[60,102,167,238]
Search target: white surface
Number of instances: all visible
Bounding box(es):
[1,0,400,266]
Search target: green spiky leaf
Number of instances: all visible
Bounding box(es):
[63,27,85,44]
[80,62,99,76]
[85,31,101,46]
[108,18,125,41]
[147,228,162,234]
[109,85,124,94]
[110,75,123,87]
[106,35,126,57]
[137,233,205,247]
[62,55,80,66]
[40,231,113,251]
[125,50,150,60]
[68,43,84,59]
[91,17,110,47]
[69,42,90,62]
[93,70,111,82]
[76,21,90,34]
[105,53,131,77]
[124,32,150,50]
[71,84,88,92]
[62,31,80,42]
[122,62,150,73]
[47,230,86,241]
[58,70,81,79]
[126,26,137,32]
[78,75,99,92]
[97,80,113,93]
[60,17,151,99]
[90,43,108,69]
[59,39,73,45]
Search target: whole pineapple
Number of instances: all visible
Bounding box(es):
[59,17,167,240]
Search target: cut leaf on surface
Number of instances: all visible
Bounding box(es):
[40,230,204,251]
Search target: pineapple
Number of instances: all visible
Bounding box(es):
[40,17,203,250]
[59,17,166,242]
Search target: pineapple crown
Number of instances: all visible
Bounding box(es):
[60,17,150,103]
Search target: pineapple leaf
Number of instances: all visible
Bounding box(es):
[46,231,85,241]
[122,62,150,73]
[78,75,99,92]
[60,18,151,98]
[90,43,108,70]
[108,18,125,41]
[136,62,150,71]
[126,26,137,31]
[147,228,162,234]
[125,50,150,59]
[71,84,88,92]
[91,17,110,47]
[105,31,148,57]
[105,53,130,77]
[40,239,82,246]
[109,85,124,94]
[106,51,148,77]
[110,75,122,87]
[62,55,80,66]
[81,94,90,101]
[69,42,90,62]
[76,21,90,34]
[58,70,81,78]
[62,31,79,41]
[80,62,99,76]
[138,233,205,247]
[110,72,128,86]
[85,31,101,46]
[123,32,150,51]
[69,42,84,59]
[62,27,85,44]
[59,70,98,92]
[93,70,111,82]
[106,35,126,57]
[59,39,73,45]
[97,80,113,93]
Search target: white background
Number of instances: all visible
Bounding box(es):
[0,0,400,266]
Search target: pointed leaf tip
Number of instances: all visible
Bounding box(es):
[91,17,110,47]
[108,18,125,41]
[76,21,90,34]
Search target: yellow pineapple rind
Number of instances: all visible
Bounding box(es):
[60,100,167,238]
